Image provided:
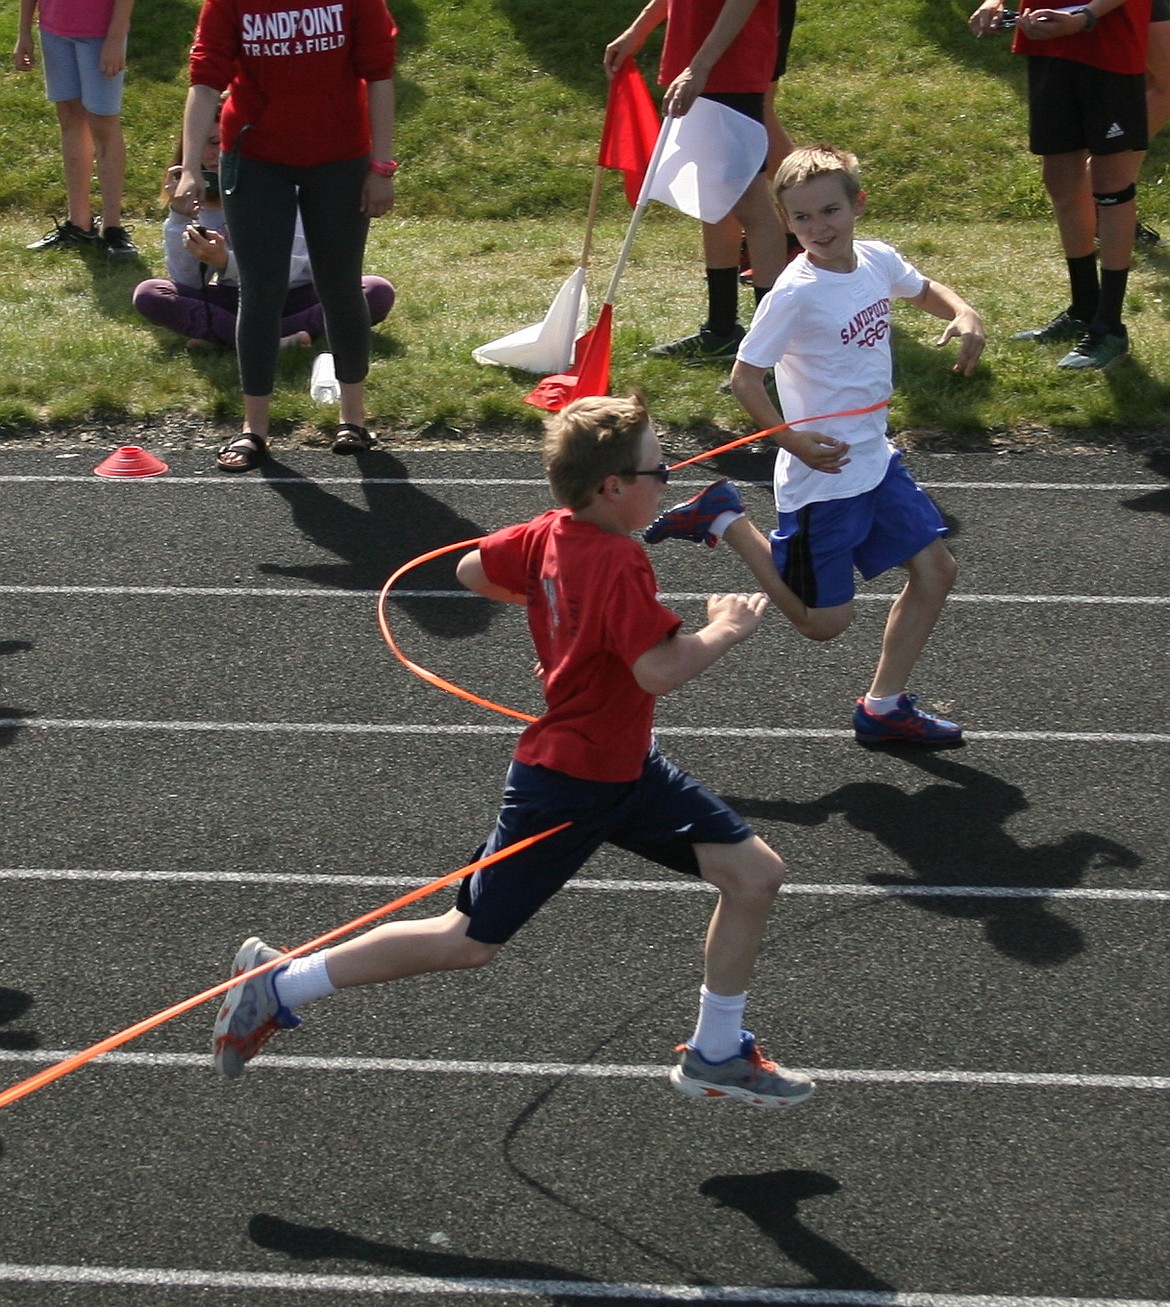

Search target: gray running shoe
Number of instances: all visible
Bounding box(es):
[648,322,745,362]
[212,936,300,1080]
[670,1031,814,1108]
[1057,329,1129,371]
[1011,310,1089,344]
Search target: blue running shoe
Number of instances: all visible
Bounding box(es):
[212,936,301,1080]
[670,1031,814,1108]
[852,693,963,746]
[643,478,745,548]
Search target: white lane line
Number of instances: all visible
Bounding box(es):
[0,1262,1163,1306]
[0,1049,1167,1091]
[1,867,1167,902]
[1,718,1167,744]
[1,584,1168,605]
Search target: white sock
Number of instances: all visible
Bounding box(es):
[272,951,337,1011]
[709,509,744,541]
[689,985,747,1063]
[863,691,904,716]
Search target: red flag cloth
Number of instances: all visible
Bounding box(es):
[524,304,613,411]
[597,61,660,208]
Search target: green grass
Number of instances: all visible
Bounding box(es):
[2,0,1170,447]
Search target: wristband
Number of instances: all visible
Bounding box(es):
[1070,5,1097,29]
[369,159,398,177]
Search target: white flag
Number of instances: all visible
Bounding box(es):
[472,268,589,375]
[645,98,767,224]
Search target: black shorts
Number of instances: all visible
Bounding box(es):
[454,747,753,945]
[776,0,798,79]
[1153,0,1170,25]
[1026,56,1148,156]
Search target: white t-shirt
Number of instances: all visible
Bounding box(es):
[738,239,926,513]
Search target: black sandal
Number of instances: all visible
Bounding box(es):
[331,422,377,455]
[216,432,269,473]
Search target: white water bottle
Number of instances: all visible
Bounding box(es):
[310,351,340,403]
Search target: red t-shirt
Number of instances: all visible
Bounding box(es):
[1013,0,1147,74]
[478,510,683,783]
[189,0,397,165]
[660,0,779,93]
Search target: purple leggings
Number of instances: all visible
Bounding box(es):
[132,275,394,348]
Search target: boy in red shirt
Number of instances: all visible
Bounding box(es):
[211,392,814,1111]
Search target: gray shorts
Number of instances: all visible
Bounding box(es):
[41,30,124,115]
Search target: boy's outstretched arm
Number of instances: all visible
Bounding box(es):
[730,361,850,473]
[633,592,768,696]
[456,549,525,605]
[908,280,986,376]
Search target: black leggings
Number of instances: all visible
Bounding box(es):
[223,153,371,396]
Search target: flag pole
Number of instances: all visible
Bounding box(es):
[601,115,674,306]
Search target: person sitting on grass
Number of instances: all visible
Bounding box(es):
[210,391,815,1113]
[643,144,985,747]
[132,117,394,356]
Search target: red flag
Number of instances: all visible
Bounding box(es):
[597,61,660,208]
[524,303,613,412]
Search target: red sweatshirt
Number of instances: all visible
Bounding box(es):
[190,0,397,166]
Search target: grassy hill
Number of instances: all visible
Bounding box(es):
[2,0,1169,448]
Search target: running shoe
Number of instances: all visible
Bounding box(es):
[647,322,745,362]
[1010,310,1089,344]
[1056,329,1128,371]
[1135,220,1163,248]
[102,225,139,261]
[852,693,963,746]
[670,1031,815,1108]
[26,219,98,252]
[643,477,745,547]
[212,936,300,1080]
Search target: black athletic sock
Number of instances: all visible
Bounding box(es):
[1093,267,1129,337]
[704,266,740,337]
[1066,253,1099,324]
[753,283,772,307]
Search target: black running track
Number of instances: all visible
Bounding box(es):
[0,443,1167,1307]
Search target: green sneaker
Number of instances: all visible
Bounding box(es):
[1057,329,1129,371]
[648,322,745,362]
[1011,310,1089,344]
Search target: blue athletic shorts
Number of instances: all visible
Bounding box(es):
[41,30,125,115]
[768,451,947,609]
[454,746,754,944]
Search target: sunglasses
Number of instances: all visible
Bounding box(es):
[627,461,671,485]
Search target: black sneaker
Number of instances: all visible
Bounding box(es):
[102,226,138,260]
[1136,220,1163,248]
[26,219,98,252]
[1010,309,1090,344]
[648,322,745,362]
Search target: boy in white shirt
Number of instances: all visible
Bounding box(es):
[645,144,985,745]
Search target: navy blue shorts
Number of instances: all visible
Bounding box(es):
[768,452,947,609]
[454,746,753,944]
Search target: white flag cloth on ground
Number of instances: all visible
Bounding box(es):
[645,97,767,223]
[472,267,589,374]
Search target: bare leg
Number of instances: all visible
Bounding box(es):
[866,538,957,699]
[338,377,366,429]
[722,516,853,640]
[88,111,125,231]
[696,836,785,995]
[56,99,94,230]
[323,906,499,988]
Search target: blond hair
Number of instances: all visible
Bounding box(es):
[773,144,862,211]
[542,391,652,510]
